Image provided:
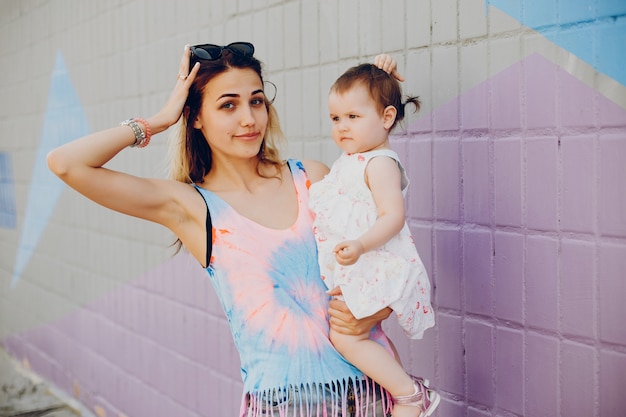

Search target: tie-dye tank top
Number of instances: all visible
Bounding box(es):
[193,160,392,417]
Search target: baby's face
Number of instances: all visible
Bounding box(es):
[328,85,390,154]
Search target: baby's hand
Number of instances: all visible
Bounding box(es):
[374,54,405,82]
[334,240,365,266]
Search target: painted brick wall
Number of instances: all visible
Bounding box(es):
[1,1,625,417]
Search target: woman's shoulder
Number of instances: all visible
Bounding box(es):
[298,159,330,184]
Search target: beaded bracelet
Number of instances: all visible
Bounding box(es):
[134,118,152,148]
[120,118,149,148]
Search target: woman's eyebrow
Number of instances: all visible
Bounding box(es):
[217,89,264,100]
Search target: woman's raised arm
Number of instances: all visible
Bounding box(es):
[47,46,201,227]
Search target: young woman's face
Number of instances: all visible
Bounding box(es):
[328,84,392,154]
[194,68,268,161]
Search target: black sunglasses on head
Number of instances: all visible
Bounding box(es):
[190,42,255,62]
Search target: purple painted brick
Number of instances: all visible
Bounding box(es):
[465,320,494,407]
[410,223,433,276]
[561,135,595,233]
[494,232,524,324]
[407,138,433,219]
[599,134,626,237]
[436,399,465,417]
[434,138,460,222]
[491,64,522,130]
[434,227,462,310]
[599,243,626,345]
[464,229,493,317]
[437,314,464,396]
[598,92,626,127]
[495,327,523,415]
[561,341,595,417]
[559,67,595,128]
[461,82,489,130]
[525,236,558,332]
[526,333,558,417]
[525,55,557,129]
[434,97,460,132]
[526,137,558,231]
[560,239,595,339]
[406,328,436,380]
[494,138,522,227]
[462,139,490,226]
[599,350,626,417]
[409,112,433,134]
[165,354,197,408]
[195,366,218,412]
[467,407,492,417]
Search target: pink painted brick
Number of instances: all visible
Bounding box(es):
[465,320,494,407]
[525,55,557,129]
[434,226,462,310]
[464,229,493,317]
[434,138,460,222]
[561,135,595,233]
[407,138,433,219]
[462,139,490,226]
[599,243,626,345]
[495,327,523,415]
[437,314,464,396]
[494,232,524,324]
[598,134,626,237]
[525,333,558,417]
[525,236,558,332]
[599,350,626,417]
[560,239,595,339]
[561,341,595,417]
[526,137,558,232]
[494,138,522,227]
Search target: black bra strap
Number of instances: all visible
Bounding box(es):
[193,186,213,267]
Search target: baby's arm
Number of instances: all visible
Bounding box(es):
[334,156,406,265]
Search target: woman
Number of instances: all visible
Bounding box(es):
[47,42,400,416]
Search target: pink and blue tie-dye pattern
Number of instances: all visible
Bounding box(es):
[194,160,392,416]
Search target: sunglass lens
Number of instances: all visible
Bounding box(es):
[193,45,222,60]
[228,42,254,57]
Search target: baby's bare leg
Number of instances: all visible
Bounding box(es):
[329,329,418,416]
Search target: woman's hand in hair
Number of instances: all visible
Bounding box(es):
[150,45,201,134]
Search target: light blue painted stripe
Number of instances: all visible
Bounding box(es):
[487,0,626,86]
[11,51,90,287]
[0,152,17,229]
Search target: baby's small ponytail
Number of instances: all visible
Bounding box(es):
[397,95,421,122]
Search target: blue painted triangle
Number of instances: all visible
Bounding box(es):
[11,51,90,287]
[487,0,626,87]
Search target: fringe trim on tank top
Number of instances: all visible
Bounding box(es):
[241,378,392,417]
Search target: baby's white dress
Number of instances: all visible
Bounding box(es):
[309,149,435,339]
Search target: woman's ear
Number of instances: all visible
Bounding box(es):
[383,105,397,130]
[186,107,202,129]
